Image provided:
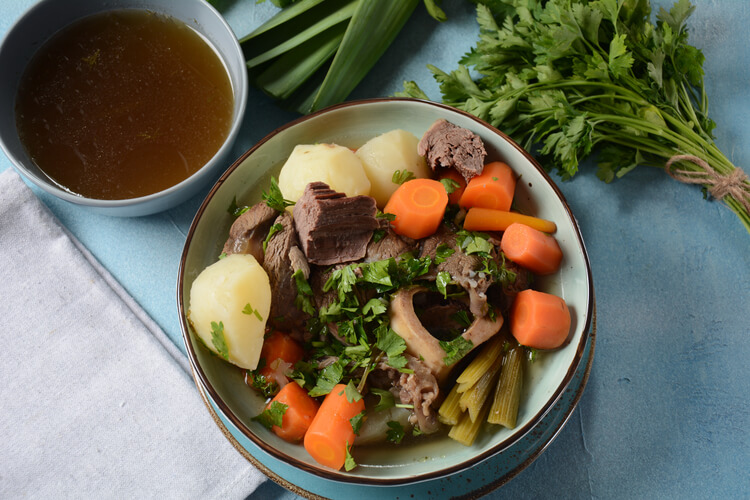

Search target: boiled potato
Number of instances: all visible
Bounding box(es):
[278,143,370,205]
[355,129,431,207]
[188,253,271,370]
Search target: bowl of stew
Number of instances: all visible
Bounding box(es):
[178,98,594,484]
[0,0,247,216]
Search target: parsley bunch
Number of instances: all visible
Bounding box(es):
[401,0,750,232]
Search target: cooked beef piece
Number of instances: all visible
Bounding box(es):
[369,355,442,435]
[420,225,492,317]
[293,182,379,265]
[365,226,415,263]
[222,202,278,262]
[418,119,487,182]
[262,212,309,331]
[397,355,441,434]
[288,245,310,280]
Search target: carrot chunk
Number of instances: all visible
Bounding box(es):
[267,381,320,443]
[248,331,305,394]
[510,289,571,350]
[459,161,516,211]
[500,223,563,275]
[463,207,557,233]
[303,384,365,470]
[384,178,448,240]
[437,168,467,205]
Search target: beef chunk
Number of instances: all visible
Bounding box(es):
[420,225,492,317]
[262,212,309,330]
[293,182,379,265]
[365,225,415,263]
[418,119,487,182]
[222,202,278,262]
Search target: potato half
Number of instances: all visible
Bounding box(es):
[188,253,271,370]
[355,129,431,207]
[278,143,370,205]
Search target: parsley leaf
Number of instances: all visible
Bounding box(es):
[439,177,460,194]
[227,196,250,218]
[350,411,365,435]
[242,303,263,321]
[261,177,294,212]
[252,401,287,430]
[262,223,283,253]
[344,442,357,471]
[439,336,473,366]
[436,270,452,299]
[392,169,416,185]
[370,387,396,412]
[386,421,405,444]
[292,269,316,316]
[210,321,229,360]
[308,359,344,397]
[400,0,750,233]
[343,380,363,403]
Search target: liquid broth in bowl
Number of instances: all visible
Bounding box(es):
[14,9,234,200]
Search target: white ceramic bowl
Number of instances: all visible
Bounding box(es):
[178,98,594,485]
[0,0,247,217]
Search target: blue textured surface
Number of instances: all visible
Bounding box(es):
[1,1,748,498]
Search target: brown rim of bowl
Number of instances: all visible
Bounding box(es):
[177,97,594,486]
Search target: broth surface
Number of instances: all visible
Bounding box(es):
[15,10,234,200]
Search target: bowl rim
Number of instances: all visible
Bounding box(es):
[0,0,248,210]
[177,97,594,485]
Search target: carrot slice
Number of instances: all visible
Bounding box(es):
[510,289,571,349]
[459,161,516,211]
[437,168,467,205]
[268,381,320,443]
[463,207,557,233]
[260,331,304,380]
[384,178,448,239]
[500,223,563,275]
[303,384,365,470]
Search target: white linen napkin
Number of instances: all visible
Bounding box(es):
[0,169,266,498]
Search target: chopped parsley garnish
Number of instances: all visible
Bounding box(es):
[350,411,365,435]
[375,326,409,371]
[386,421,405,444]
[261,177,294,212]
[308,359,344,397]
[262,223,283,252]
[210,321,229,360]
[218,252,227,260]
[439,336,473,366]
[242,303,263,321]
[292,269,316,316]
[247,370,279,398]
[392,169,415,185]
[370,387,396,412]
[439,177,461,194]
[252,401,287,430]
[456,230,494,256]
[343,380,363,403]
[434,243,455,264]
[344,442,356,471]
[435,270,452,299]
[227,196,250,217]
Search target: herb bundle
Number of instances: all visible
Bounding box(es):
[399,0,750,232]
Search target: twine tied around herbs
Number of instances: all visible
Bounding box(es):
[665,154,750,213]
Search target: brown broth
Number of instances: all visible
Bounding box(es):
[15,10,234,200]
